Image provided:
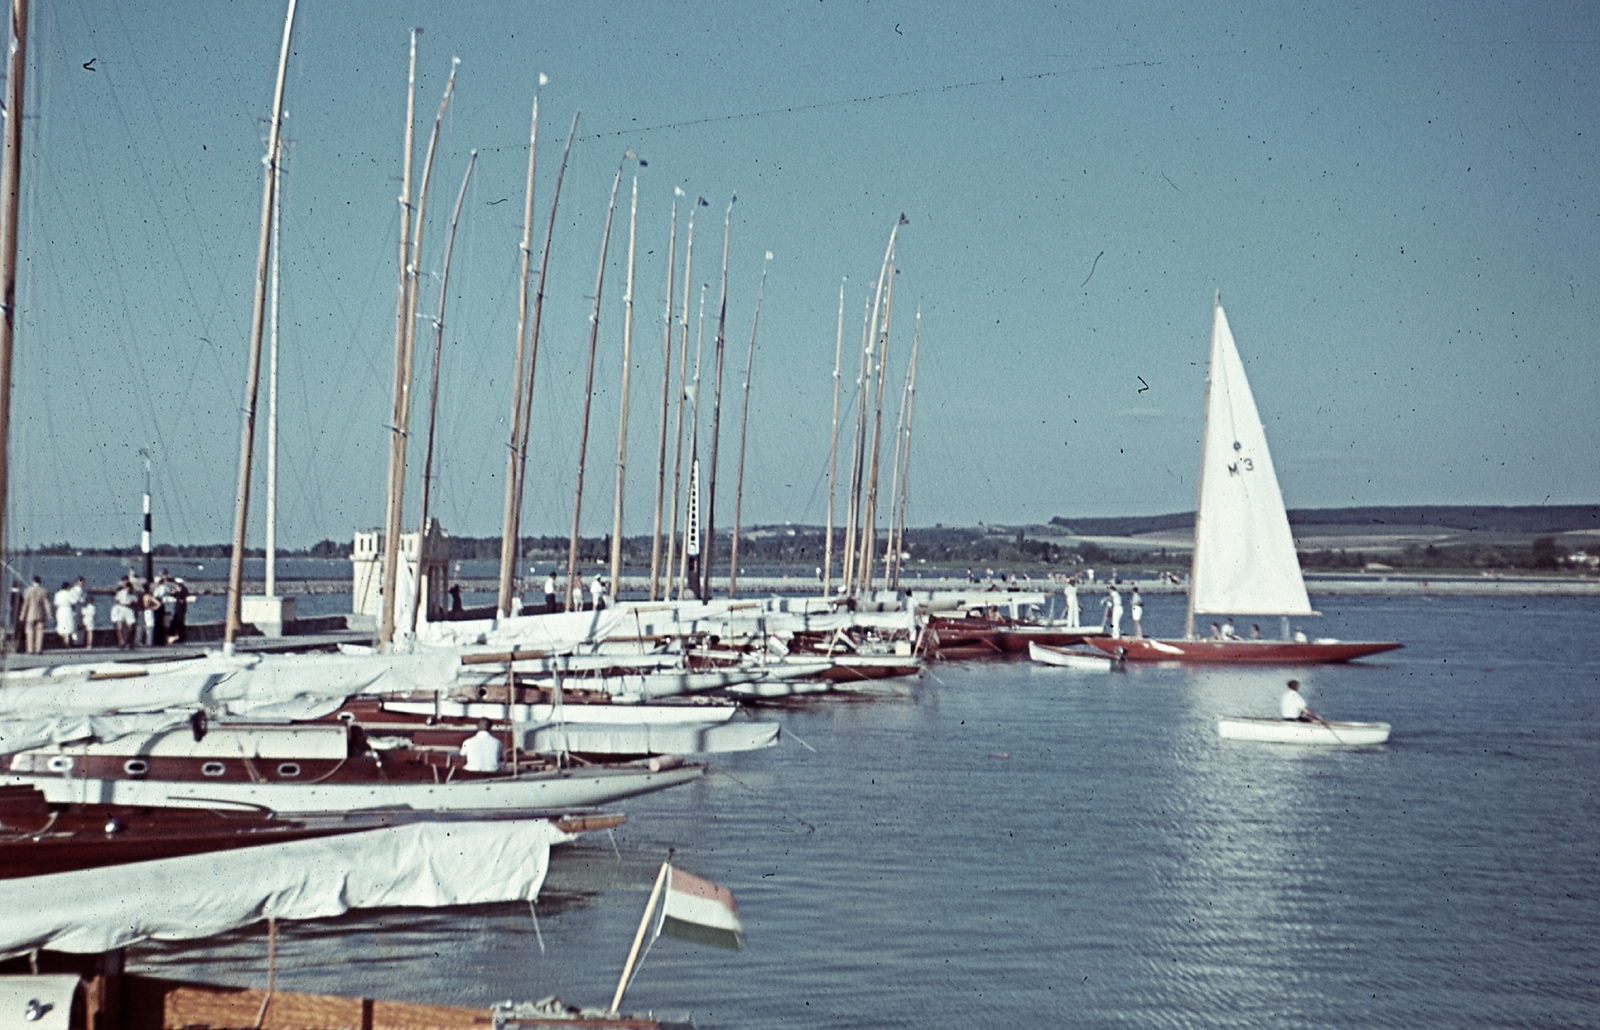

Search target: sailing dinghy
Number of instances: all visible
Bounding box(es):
[1089,300,1401,664]
[1217,716,1390,745]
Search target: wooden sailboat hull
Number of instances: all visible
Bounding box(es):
[2,761,704,814]
[1217,716,1390,745]
[994,625,1106,653]
[1086,637,1402,664]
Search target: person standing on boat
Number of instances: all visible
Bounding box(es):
[80,592,97,649]
[543,570,558,614]
[1280,680,1317,722]
[1064,577,1080,627]
[111,577,137,649]
[21,576,50,654]
[168,579,189,643]
[460,718,503,772]
[591,575,608,611]
[1130,589,1143,639]
[1107,585,1123,638]
[53,581,76,648]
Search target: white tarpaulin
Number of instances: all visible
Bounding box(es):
[0,818,567,959]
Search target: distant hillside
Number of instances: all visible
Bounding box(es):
[1050,505,1600,538]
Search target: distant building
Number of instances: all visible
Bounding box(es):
[350,519,450,626]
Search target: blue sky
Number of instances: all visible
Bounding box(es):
[7,0,1597,549]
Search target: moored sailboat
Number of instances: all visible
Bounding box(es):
[1089,300,1401,664]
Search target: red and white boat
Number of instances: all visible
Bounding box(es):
[1089,300,1401,665]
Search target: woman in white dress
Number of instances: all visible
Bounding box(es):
[53,582,76,647]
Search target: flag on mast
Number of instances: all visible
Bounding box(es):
[657,865,744,951]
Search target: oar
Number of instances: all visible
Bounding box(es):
[1310,712,1351,745]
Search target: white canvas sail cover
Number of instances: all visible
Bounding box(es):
[1189,303,1314,616]
[0,818,567,959]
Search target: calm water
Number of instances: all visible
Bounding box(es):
[131,594,1600,1028]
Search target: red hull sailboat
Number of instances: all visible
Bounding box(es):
[1089,299,1400,665]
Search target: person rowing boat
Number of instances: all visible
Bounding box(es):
[1280,679,1318,722]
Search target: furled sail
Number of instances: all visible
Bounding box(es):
[1189,302,1314,617]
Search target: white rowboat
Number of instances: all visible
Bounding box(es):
[1027,641,1115,670]
[1217,716,1390,745]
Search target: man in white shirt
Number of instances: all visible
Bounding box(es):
[460,718,503,773]
[543,572,558,614]
[1280,680,1316,722]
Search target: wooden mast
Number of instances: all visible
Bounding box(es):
[698,197,734,601]
[821,278,846,597]
[728,251,770,597]
[608,175,640,599]
[667,200,704,599]
[508,112,579,611]
[265,131,284,601]
[375,31,420,650]
[678,282,708,598]
[882,316,910,588]
[408,151,476,633]
[566,153,633,610]
[855,215,905,597]
[646,194,678,600]
[0,0,26,582]
[495,90,541,620]
[840,295,871,596]
[889,308,920,588]
[224,0,297,651]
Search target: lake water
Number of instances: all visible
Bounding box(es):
[130,593,1599,1028]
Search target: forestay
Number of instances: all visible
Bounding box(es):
[1190,302,1314,617]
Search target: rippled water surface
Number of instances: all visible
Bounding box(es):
[134,594,1600,1028]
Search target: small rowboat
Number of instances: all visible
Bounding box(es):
[1027,642,1115,670]
[1217,716,1390,745]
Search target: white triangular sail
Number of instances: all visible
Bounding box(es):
[1189,302,1314,617]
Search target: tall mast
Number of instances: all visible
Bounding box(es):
[821,278,846,597]
[495,89,541,620]
[1185,293,1222,641]
[858,247,896,594]
[840,295,871,596]
[608,175,640,596]
[508,112,579,607]
[667,200,704,599]
[265,129,284,600]
[678,282,708,598]
[889,309,921,588]
[224,0,297,651]
[883,320,910,588]
[0,0,24,576]
[856,214,906,596]
[566,153,634,609]
[409,151,476,632]
[699,197,734,601]
[646,195,678,600]
[375,31,420,650]
[728,251,770,597]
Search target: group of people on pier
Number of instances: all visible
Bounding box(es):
[13,569,190,653]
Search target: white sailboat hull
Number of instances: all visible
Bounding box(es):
[1027,641,1114,670]
[2,762,705,813]
[1217,716,1390,745]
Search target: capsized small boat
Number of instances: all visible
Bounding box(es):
[1217,716,1390,745]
